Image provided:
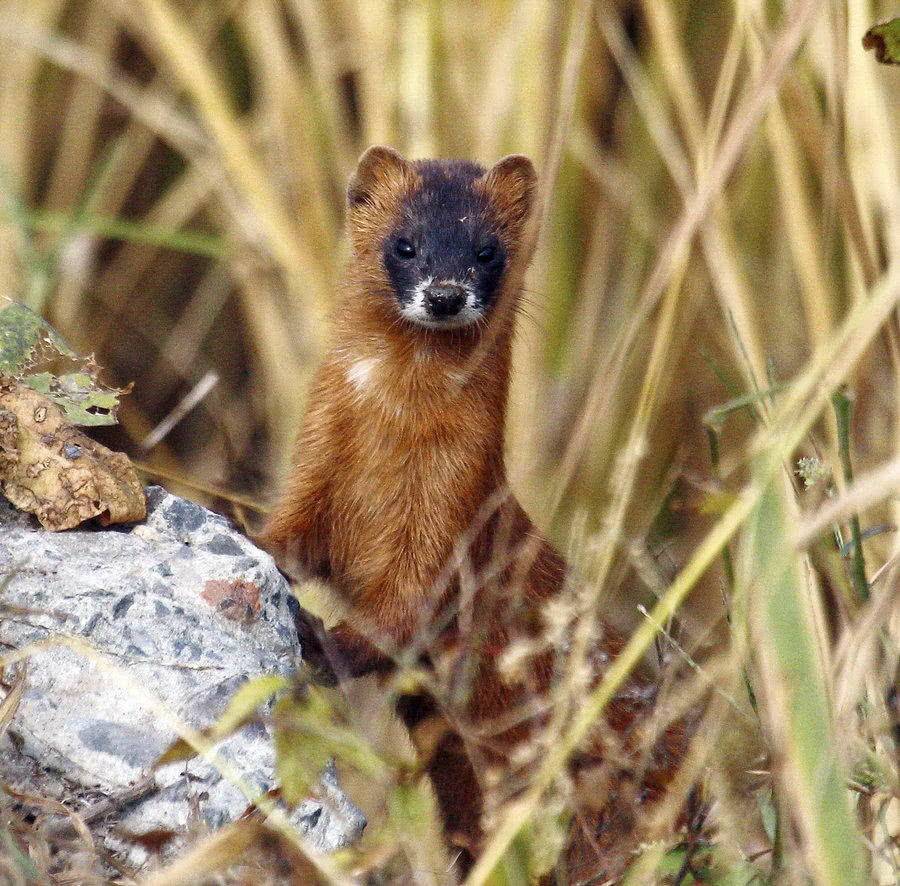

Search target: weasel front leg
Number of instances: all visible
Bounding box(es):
[260,371,394,682]
[294,610,394,684]
[293,571,434,684]
[259,459,329,579]
[259,374,337,578]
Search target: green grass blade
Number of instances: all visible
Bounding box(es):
[831,389,869,602]
[23,209,228,259]
[747,474,867,884]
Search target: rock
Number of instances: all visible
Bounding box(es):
[0,486,366,867]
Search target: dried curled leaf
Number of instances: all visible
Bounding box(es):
[0,377,145,530]
[863,19,900,65]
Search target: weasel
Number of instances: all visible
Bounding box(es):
[261,147,689,880]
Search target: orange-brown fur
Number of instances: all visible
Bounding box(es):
[262,147,689,880]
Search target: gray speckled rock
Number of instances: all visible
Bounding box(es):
[0,486,365,865]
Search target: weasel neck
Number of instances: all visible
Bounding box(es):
[334,279,516,380]
[331,279,516,467]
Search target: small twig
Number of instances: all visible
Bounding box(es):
[870,552,900,587]
[132,460,270,513]
[43,774,158,839]
[140,370,219,451]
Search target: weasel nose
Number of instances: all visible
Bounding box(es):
[423,284,467,319]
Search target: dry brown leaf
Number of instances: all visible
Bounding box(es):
[0,376,146,530]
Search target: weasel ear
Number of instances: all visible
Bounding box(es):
[483,154,537,224]
[348,146,410,207]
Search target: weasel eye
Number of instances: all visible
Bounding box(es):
[476,244,497,263]
[395,238,416,259]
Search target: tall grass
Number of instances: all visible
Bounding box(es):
[0,0,897,883]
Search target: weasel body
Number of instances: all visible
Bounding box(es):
[262,147,688,878]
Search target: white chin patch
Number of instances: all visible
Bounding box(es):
[400,278,483,329]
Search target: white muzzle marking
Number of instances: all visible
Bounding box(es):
[400,277,481,329]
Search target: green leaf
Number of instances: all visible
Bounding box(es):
[0,301,123,427]
[863,19,900,65]
[156,674,288,766]
[216,674,289,735]
[383,778,449,883]
[21,371,121,427]
[485,828,531,886]
[273,693,333,805]
[387,782,440,847]
[273,687,389,807]
[486,811,570,886]
[0,301,75,375]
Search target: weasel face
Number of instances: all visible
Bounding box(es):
[347,148,537,333]
[383,163,507,329]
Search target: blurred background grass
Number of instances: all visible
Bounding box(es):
[0,0,898,883]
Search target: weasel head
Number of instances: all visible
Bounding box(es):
[346,146,537,332]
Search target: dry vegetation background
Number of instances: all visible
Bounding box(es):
[0,0,898,883]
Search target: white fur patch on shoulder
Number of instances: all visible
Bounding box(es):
[347,356,381,391]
